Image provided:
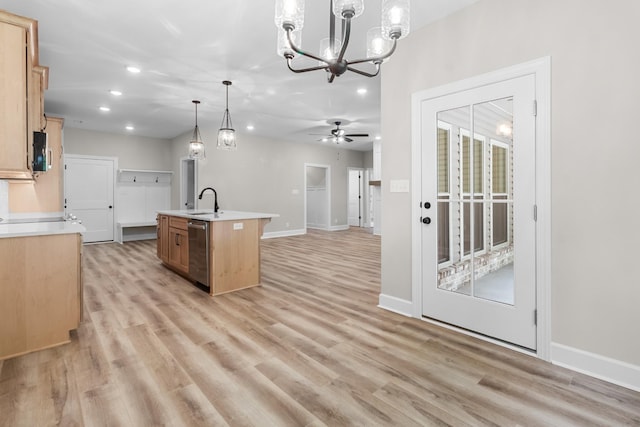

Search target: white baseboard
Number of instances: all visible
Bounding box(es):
[378,293,413,317]
[262,228,306,239]
[329,224,350,231]
[551,342,640,392]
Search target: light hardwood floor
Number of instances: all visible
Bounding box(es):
[1,228,639,426]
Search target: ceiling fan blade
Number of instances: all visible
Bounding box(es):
[345,133,369,137]
[344,137,354,143]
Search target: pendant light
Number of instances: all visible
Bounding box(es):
[188,100,205,159]
[217,80,237,151]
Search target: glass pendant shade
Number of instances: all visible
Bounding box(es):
[274,0,305,30]
[189,129,205,159]
[188,100,205,160]
[332,0,364,19]
[277,28,302,57]
[382,0,410,40]
[318,37,342,66]
[217,81,237,151]
[366,27,393,60]
[217,128,237,151]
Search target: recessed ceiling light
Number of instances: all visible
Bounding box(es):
[357,88,367,95]
[375,135,382,140]
[246,125,254,131]
[126,66,141,73]
[125,125,134,131]
[99,106,110,112]
[110,90,122,96]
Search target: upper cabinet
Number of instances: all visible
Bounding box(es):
[0,10,48,180]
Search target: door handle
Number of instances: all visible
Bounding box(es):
[422,217,431,225]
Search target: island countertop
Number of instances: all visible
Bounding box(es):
[156,209,279,222]
[0,220,86,239]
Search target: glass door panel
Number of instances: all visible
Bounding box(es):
[472,98,514,305]
[435,98,515,304]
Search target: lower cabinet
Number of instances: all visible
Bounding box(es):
[157,215,189,274]
[0,232,82,360]
[168,226,189,273]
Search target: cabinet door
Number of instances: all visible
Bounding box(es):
[157,215,169,261]
[169,227,189,273]
[0,22,30,179]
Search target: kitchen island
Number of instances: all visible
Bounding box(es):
[156,210,278,296]
[0,220,85,360]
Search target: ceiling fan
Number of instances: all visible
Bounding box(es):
[315,121,369,144]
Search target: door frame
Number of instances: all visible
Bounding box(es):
[347,167,365,227]
[410,57,551,360]
[180,157,198,210]
[304,163,331,231]
[64,154,118,242]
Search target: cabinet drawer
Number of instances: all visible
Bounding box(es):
[169,216,188,230]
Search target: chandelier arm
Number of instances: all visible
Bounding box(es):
[329,0,336,53]
[285,28,328,64]
[348,38,398,66]
[286,57,329,73]
[328,73,337,83]
[336,17,352,64]
[346,64,381,78]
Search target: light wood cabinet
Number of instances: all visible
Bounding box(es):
[157,215,189,274]
[0,10,47,180]
[157,214,169,261]
[156,213,270,296]
[0,20,29,179]
[169,227,189,273]
[0,232,82,360]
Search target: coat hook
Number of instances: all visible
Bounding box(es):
[134,176,136,182]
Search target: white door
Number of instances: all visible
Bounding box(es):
[420,75,537,350]
[65,155,115,243]
[348,169,363,227]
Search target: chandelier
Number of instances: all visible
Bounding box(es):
[275,0,410,82]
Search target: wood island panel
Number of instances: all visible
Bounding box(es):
[0,232,82,360]
[209,219,261,295]
[157,215,270,296]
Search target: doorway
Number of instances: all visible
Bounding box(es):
[348,168,364,227]
[411,59,551,354]
[180,157,197,210]
[305,164,330,230]
[64,155,116,243]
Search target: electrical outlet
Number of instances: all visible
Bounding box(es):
[233,222,243,230]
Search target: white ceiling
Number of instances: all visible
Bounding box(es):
[1,0,478,151]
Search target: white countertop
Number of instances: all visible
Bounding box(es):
[157,209,279,222]
[0,221,86,238]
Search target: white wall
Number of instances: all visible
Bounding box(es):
[381,0,640,371]
[170,127,367,234]
[64,128,172,170]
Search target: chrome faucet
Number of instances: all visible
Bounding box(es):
[198,187,219,212]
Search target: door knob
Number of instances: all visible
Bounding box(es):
[422,217,431,224]
[424,202,431,209]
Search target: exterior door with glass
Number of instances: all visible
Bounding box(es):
[420,75,537,350]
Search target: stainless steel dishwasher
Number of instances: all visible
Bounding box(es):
[188,219,209,287]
